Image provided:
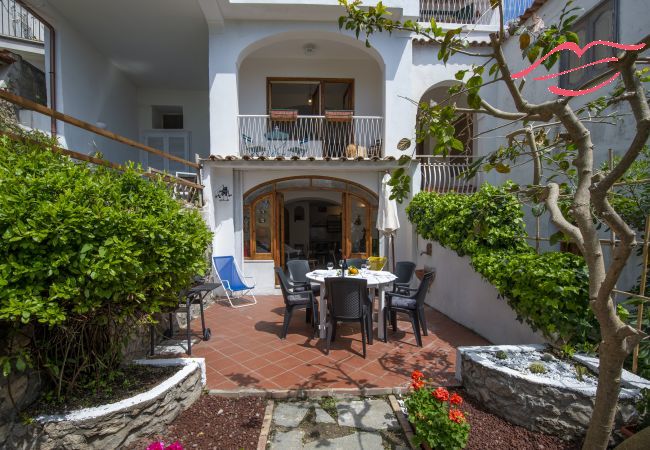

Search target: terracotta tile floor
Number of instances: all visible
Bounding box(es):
[190,296,489,391]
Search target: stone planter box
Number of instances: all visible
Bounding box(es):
[5,358,206,450]
[456,345,650,439]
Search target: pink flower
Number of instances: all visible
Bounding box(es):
[146,442,165,450]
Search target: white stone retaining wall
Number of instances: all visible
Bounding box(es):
[418,240,546,345]
[3,358,205,450]
[457,345,646,438]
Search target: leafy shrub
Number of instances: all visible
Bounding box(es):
[407,182,529,256]
[405,371,469,449]
[407,183,597,348]
[528,362,547,374]
[0,132,212,397]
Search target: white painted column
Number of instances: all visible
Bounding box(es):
[208,30,239,157]
[208,165,236,257]
[381,33,417,159]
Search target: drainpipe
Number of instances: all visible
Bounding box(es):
[17,1,56,136]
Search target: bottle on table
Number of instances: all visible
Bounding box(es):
[341,258,348,277]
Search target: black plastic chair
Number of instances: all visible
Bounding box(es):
[393,261,416,294]
[287,259,321,298]
[347,258,366,269]
[275,267,318,339]
[324,277,372,358]
[384,271,435,347]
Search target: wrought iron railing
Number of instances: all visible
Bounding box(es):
[237,115,384,159]
[418,0,535,25]
[0,0,44,42]
[420,156,481,193]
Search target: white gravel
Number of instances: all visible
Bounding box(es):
[480,349,598,389]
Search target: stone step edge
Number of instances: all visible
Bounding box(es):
[207,387,410,399]
[388,394,418,450]
[257,399,275,450]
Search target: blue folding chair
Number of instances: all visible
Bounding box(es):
[212,256,257,308]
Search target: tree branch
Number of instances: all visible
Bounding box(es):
[543,183,585,255]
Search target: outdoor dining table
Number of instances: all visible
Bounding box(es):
[306,269,398,340]
[264,127,289,156]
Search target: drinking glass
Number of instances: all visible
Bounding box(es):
[338,259,344,268]
[361,262,368,275]
[327,262,334,272]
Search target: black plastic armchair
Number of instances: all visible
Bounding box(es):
[393,261,416,294]
[275,267,318,339]
[324,277,373,358]
[384,270,435,347]
[286,259,321,298]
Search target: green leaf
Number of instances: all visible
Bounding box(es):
[565,31,579,44]
[397,138,412,151]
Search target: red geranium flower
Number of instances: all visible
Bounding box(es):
[432,387,449,402]
[449,409,466,424]
[411,370,424,381]
[450,393,463,406]
[411,379,425,390]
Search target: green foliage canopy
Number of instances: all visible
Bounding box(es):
[407,183,597,347]
[0,133,211,395]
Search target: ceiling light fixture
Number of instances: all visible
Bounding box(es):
[303,43,316,56]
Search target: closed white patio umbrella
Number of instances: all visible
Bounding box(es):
[377,172,400,271]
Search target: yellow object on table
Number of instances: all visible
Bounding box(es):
[368,256,387,271]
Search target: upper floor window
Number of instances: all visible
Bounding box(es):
[152,105,184,129]
[559,0,617,91]
[267,78,354,116]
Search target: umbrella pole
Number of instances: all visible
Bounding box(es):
[391,234,396,272]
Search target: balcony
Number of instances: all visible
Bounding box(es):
[0,0,44,43]
[237,114,383,159]
[418,0,535,25]
[420,156,482,193]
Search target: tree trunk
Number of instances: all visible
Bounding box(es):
[583,340,627,449]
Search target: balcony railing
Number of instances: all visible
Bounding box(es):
[419,0,534,25]
[0,0,44,43]
[420,156,481,193]
[238,115,383,159]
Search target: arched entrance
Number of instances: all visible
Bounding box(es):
[243,176,379,269]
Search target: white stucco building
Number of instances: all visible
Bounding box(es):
[17,0,647,293]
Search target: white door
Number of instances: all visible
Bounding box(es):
[141,131,191,174]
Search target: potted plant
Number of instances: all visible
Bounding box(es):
[404,370,470,449]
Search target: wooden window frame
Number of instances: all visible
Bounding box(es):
[267,78,355,115]
[249,193,275,260]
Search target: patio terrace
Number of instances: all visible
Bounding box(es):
[190,295,488,391]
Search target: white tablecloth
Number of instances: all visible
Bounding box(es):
[306,270,398,340]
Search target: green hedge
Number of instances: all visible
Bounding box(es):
[407,183,596,347]
[0,133,212,396]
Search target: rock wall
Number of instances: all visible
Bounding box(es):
[4,359,205,450]
[457,345,644,439]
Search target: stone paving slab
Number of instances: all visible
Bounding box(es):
[270,429,304,448]
[314,406,336,424]
[336,399,399,431]
[303,431,383,450]
[272,402,311,428]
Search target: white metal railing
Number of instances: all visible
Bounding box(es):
[420,156,481,193]
[419,0,534,25]
[238,115,384,158]
[0,0,44,42]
